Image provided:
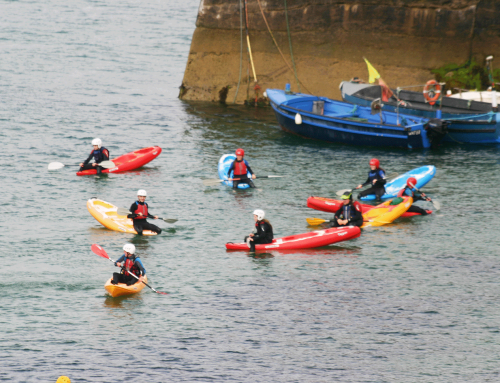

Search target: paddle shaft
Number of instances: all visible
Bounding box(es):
[116,207,177,223]
[48,160,115,171]
[408,182,439,209]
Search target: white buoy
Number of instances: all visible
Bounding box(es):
[263,91,267,98]
[295,113,302,124]
[492,90,498,109]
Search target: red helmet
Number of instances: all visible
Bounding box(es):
[235,148,244,157]
[369,158,380,168]
[407,177,417,188]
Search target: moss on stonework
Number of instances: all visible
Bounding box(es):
[431,59,498,91]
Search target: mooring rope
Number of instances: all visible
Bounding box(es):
[284,0,300,92]
[233,0,244,103]
[255,0,312,94]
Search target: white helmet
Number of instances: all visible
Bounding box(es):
[253,209,265,221]
[92,138,102,148]
[137,189,147,197]
[123,243,135,254]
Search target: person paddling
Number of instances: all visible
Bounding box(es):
[397,177,431,215]
[79,138,109,174]
[111,244,146,286]
[330,191,363,227]
[356,158,386,201]
[227,148,257,189]
[244,209,274,252]
[127,190,162,235]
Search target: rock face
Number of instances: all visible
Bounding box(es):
[180,0,500,103]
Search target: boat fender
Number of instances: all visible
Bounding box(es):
[423,80,441,105]
[295,113,302,124]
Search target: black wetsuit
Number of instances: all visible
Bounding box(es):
[244,220,273,251]
[330,202,363,227]
[399,186,429,215]
[227,159,255,189]
[127,201,162,235]
[79,147,109,174]
[358,168,386,201]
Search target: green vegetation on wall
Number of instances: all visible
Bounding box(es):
[432,59,499,92]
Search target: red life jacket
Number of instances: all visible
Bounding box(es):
[123,257,139,277]
[134,202,148,219]
[233,160,248,176]
[397,187,412,198]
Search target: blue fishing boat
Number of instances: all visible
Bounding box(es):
[340,81,500,144]
[266,88,447,149]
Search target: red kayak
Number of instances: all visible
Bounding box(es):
[226,226,361,251]
[307,196,431,217]
[77,146,162,176]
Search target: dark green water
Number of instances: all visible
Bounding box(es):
[2,1,500,382]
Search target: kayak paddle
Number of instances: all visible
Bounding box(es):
[48,160,115,171]
[116,207,178,224]
[306,217,331,225]
[91,243,168,295]
[202,175,284,187]
[336,172,399,196]
[408,182,441,210]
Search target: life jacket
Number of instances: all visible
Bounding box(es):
[397,186,420,199]
[91,147,109,163]
[340,204,354,220]
[123,256,140,277]
[134,201,148,219]
[368,169,385,184]
[233,159,248,176]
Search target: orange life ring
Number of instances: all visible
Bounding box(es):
[423,80,441,105]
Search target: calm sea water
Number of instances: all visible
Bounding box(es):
[1,1,500,382]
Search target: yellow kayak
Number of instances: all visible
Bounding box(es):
[361,196,413,228]
[87,198,157,235]
[104,275,148,297]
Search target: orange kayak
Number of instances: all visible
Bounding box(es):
[361,197,413,228]
[104,276,148,297]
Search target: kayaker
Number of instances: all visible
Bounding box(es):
[330,191,363,227]
[227,148,257,189]
[111,244,146,286]
[244,209,273,252]
[78,138,109,174]
[397,177,431,215]
[127,189,162,235]
[356,158,386,201]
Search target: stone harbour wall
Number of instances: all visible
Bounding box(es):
[179,0,500,103]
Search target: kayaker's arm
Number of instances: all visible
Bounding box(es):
[114,254,126,267]
[134,259,146,282]
[245,160,257,180]
[127,203,140,219]
[244,160,254,175]
[81,152,93,167]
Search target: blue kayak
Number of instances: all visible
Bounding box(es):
[218,154,252,189]
[360,165,436,201]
